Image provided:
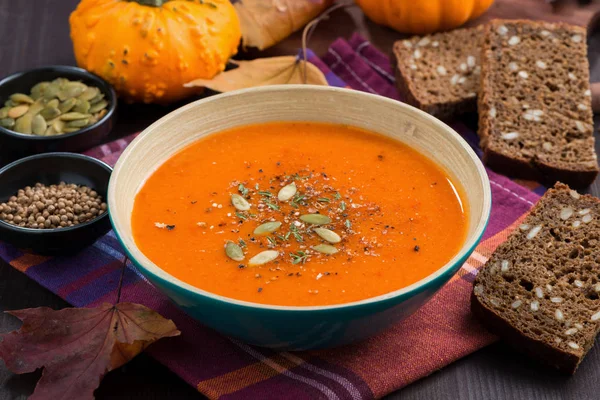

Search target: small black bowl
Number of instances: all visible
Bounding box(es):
[0,66,117,165]
[0,152,112,255]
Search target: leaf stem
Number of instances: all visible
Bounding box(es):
[301,1,353,83]
[116,256,129,304]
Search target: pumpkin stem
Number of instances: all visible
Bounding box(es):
[126,0,167,6]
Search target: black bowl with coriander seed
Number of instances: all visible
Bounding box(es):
[0,66,117,166]
[0,152,112,255]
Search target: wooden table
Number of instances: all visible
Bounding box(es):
[1,1,599,399]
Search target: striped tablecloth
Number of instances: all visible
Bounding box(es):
[0,34,545,399]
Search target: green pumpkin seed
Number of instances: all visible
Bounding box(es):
[231,194,251,211]
[31,115,47,135]
[4,100,17,107]
[253,221,282,235]
[248,250,279,266]
[14,114,33,134]
[46,99,59,108]
[27,99,45,116]
[30,82,49,99]
[89,100,108,114]
[43,82,61,99]
[225,240,245,262]
[62,127,81,133]
[89,93,105,105]
[277,183,297,201]
[312,244,338,255]
[44,125,57,136]
[59,98,77,113]
[8,105,29,119]
[52,77,69,87]
[10,93,34,104]
[313,228,341,244]
[79,86,99,101]
[0,118,15,129]
[300,214,331,225]
[40,106,61,120]
[0,107,9,119]
[51,118,65,133]
[73,99,91,114]
[60,112,89,121]
[65,118,89,128]
[58,82,86,101]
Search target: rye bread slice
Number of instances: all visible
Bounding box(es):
[478,19,599,188]
[472,183,600,374]
[393,27,482,119]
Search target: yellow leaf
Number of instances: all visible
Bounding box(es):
[185,56,328,92]
[234,0,334,50]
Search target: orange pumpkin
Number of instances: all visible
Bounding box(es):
[70,0,241,104]
[355,0,495,35]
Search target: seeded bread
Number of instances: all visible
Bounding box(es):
[393,27,482,119]
[472,183,600,374]
[478,19,599,188]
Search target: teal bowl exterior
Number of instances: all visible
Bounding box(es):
[114,228,486,350]
[108,85,492,351]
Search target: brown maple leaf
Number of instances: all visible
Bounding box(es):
[234,0,334,50]
[0,303,180,400]
[185,56,328,92]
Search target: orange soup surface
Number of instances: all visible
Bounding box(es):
[132,122,468,306]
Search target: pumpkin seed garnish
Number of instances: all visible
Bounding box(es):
[248,250,279,266]
[277,183,297,201]
[313,228,341,244]
[254,221,282,235]
[14,114,33,134]
[300,214,331,225]
[312,244,338,255]
[225,240,245,262]
[231,194,251,211]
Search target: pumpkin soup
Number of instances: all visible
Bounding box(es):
[132,122,468,306]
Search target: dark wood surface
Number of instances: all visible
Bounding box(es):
[1,1,600,399]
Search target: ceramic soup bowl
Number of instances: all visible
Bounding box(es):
[108,85,491,350]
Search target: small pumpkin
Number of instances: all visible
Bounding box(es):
[70,0,241,104]
[355,0,495,35]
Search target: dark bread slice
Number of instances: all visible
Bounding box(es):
[393,27,482,119]
[472,183,600,374]
[478,19,599,189]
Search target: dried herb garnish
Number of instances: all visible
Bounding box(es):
[344,220,352,229]
[264,200,280,210]
[166,225,175,231]
[258,190,273,197]
[290,224,303,242]
[333,192,341,200]
[317,197,330,203]
[238,184,249,197]
[290,251,309,264]
[235,212,247,220]
[340,201,346,211]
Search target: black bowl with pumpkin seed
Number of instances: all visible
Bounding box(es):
[0,66,116,165]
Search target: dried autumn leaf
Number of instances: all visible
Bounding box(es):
[185,56,328,92]
[0,303,180,400]
[234,0,334,50]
